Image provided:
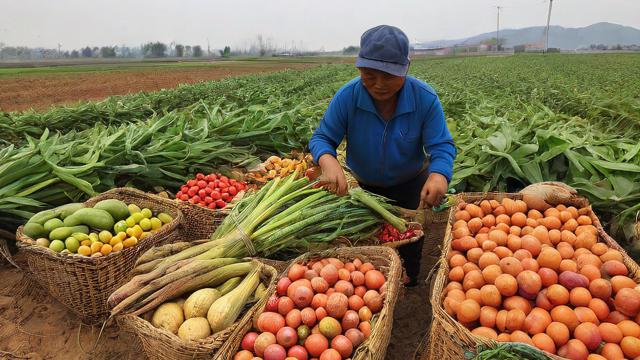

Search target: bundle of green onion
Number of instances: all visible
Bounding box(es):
[108,173,405,315]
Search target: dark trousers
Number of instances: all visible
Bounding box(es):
[360,170,428,280]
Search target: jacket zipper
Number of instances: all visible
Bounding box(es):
[381,116,391,183]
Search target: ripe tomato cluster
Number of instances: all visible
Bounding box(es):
[377,223,417,243]
[176,173,247,209]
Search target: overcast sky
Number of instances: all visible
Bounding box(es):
[1,0,639,51]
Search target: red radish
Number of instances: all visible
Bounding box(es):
[287,279,312,299]
[331,335,354,358]
[276,327,298,348]
[277,278,292,296]
[241,332,258,352]
[263,343,287,360]
[254,332,277,357]
[287,345,309,360]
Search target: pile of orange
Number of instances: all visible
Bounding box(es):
[443,197,640,359]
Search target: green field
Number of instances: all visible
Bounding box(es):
[1,53,639,250]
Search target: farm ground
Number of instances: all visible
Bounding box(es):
[0,58,352,112]
[0,220,445,360]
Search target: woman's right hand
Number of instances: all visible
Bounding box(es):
[316,154,348,195]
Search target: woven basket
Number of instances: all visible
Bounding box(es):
[117,262,278,360]
[12,188,183,325]
[216,246,403,360]
[174,200,228,241]
[423,192,640,360]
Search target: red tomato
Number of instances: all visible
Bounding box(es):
[180,185,189,193]
[206,174,217,181]
[208,203,216,209]
[205,196,213,203]
[219,182,228,189]
[196,173,205,180]
[192,195,201,203]
[187,179,197,187]
[228,186,238,196]
[221,193,230,202]
[180,194,189,201]
[204,187,213,195]
[197,180,207,188]
[220,176,229,183]
[198,201,206,207]
[197,189,205,198]
[215,200,226,208]
[188,198,196,204]
[211,191,221,200]
[230,179,237,184]
[187,188,197,197]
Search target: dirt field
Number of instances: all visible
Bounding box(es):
[0,221,445,360]
[0,61,317,112]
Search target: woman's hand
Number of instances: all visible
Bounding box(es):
[316,154,348,195]
[419,173,448,209]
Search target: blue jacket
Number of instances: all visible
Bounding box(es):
[309,76,456,187]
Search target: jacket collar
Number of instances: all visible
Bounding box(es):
[356,77,416,117]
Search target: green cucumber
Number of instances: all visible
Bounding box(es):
[56,203,86,219]
[43,218,64,233]
[27,209,57,225]
[63,208,114,230]
[93,199,129,221]
[23,222,47,239]
[49,226,90,241]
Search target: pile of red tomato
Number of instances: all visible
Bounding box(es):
[175,173,247,209]
[234,257,387,360]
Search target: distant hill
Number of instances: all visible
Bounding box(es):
[416,22,640,50]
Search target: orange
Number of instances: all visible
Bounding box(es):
[546,321,570,347]
[550,305,579,331]
[100,244,112,256]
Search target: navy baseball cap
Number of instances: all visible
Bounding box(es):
[355,25,410,77]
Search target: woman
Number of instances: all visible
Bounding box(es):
[309,25,456,287]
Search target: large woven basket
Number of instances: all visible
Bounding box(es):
[421,192,640,360]
[12,187,183,325]
[216,246,403,360]
[117,262,278,360]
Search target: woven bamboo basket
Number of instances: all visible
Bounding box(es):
[216,246,403,360]
[421,192,640,360]
[117,262,278,360]
[11,188,183,324]
[174,200,228,241]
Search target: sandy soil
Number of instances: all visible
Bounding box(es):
[0,62,313,112]
[0,222,446,360]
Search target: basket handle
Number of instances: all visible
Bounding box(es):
[0,229,21,269]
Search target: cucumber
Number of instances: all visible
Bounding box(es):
[63,208,114,231]
[27,209,57,225]
[56,203,86,220]
[93,199,129,221]
[23,222,47,239]
[49,226,90,241]
[43,218,64,233]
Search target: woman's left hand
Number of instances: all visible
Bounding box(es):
[419,173,448,209]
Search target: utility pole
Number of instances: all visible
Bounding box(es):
[544,0,554,52]
[58,43,62,57]
[496,6,502,52]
